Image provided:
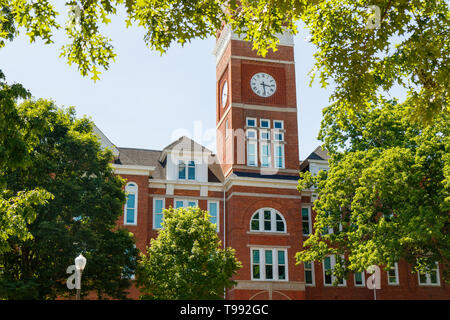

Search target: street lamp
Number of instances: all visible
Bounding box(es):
[75,254,87,300]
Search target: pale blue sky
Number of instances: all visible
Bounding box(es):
[0,6,333,160]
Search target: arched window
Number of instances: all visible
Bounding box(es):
[250,208,286,233]
[124,182,138,225]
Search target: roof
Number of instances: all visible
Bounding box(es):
[159,136,213,162]
[299,145,330,172]
[115,147,166,179]
[114,138,224,182]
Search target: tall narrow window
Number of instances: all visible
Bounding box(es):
[304,262,315,286]
[252,249,261,280]
[265,250,273,280]
[261,143,271,167]
[354,271,365,287]
[418,262,440,286]
[278,250,286,280]
[274,144,284,168]
[247,141,257,166]
[302,207,311,236]
[178,160,186,179]
[387,263,399,285]
[153,198,165,229]
[187,161,195,180]
[124,183,138,225]
[208,201,219,232]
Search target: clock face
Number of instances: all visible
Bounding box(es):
[221,81,228,107]
[250,73,277,98]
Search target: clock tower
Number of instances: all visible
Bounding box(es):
[213,25,305,300]
[214,25,300,178]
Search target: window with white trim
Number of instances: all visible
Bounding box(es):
[260,143,271,167]
[250,208,286,233]
[124,182,138,225]
[302,207,312,236]
[247,141,258,166]
[246,129,257,139]
[418,262,440,286]
[323,255,346,286]
[260,119,270,128]
[174,199,198,209]
[273,120,284,129]
[179,161,195,180]
[153,198,165,229]
[208,201,219,232]
[178,160,186,180]
[274,144,285,169]
[260,130,270,141]
[246,117,256,127]
[354,271,365,287]
[304,262,315,286]
[387,263,399,285]
[273,132,284,141]
[251,248,288,281]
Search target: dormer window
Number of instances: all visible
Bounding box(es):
[188,161,195,180]
[178,160,196,180]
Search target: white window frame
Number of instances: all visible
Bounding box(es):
[178,160,186,180]
[418,262,440,286]
[124,182,138,226]
[323,255,347,287]
[273,131,284,142]
[301,206,312,236]
[174,199,199,209]
[152,198,165,230]
[354,271,365,287]
[250,247,288,281]
[274,144,285,169]
[208,200,220,232]
[260,119,270,129]
[246,129,257,139]
[250,208,286,233]
[247,141,258,167]
[187,160,196,180]
[260,142,271,168]
[273,120,284,130]
[225,120,229,138]
[387,262,400,285]
[246,117,257,128]
[260,129,270,141]
[304,262,315,286]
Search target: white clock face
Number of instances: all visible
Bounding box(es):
[221,81,228,107]
[250,73,277,97]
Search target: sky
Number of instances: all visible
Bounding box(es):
[0,5,333,160]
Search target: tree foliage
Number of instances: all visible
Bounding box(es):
[296,99,449,283]
[136,207,242,300]
[0,96,139,299]
[0,71,52,254]
[1,1,447,120]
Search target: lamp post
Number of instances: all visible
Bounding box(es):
[75,254,87,300]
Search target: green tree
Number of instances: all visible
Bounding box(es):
[296,99,449,283]
[1,1,447,121]
[0,97,139,299]
[0,71,52,254]
[136,207,241,300]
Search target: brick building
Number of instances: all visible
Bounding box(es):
[95,26,449,300]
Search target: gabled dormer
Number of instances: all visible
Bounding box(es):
[159,136,214,183]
